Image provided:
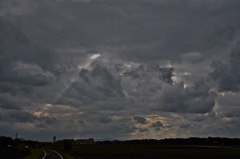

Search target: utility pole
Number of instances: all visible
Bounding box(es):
[15,132,18,139]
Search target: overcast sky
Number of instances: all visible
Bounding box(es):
[1,0,240,141]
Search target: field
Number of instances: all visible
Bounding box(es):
[69,144,240,159]
[1,144,240,159]
[0,147,30,159]
[1,136,240,159]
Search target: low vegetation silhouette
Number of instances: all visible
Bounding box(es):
[1,136,240,159]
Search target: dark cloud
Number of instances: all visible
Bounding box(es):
[79,66,124,97]
[181,52,204,63]
[151,121,163,128]
[39,116,60,125]
[158,81,216,114]
[0,93,30,110]
[0,19,57,70]
[180,123,192,129]
[133,116,147,124]
[2,0,239,61]
[99,117,112,124]
[138,128,149,133]
[215,93,240,118]
[1,0,240,140]
[5,62,55,87]
[121,64,174,84]
[0,109,36,123]
[211,43,240,91]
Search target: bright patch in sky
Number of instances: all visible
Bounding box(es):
[90,53,101,60]
[78,53,101,70]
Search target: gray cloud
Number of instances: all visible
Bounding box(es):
[99,117,112,124]
[181,52,204,63]
[215,92,240,118]
[1,0,240,140]
[133,116,147,124]
[151,121,163,128]
[157,81,216,114]
[0,109,36,123]
[79,66,124,97]
[2,0,239,60]
[0,93,30,110]
[138,128,149,133]
[211,43,240,91]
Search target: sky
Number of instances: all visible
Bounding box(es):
[1,0,240,141]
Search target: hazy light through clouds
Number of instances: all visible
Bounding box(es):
[78,53,101,70]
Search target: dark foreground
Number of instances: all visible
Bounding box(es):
[70,145,240,159]
[1,136,240,159]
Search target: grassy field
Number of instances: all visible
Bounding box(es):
[69,144,240,159]
[23,148,43,159]
[2,144,240,159]
[24,147,75,159]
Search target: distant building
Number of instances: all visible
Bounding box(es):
[18,138,26,141]
[53,138,94,145]
[73,138,94,145]
[53,136,56,143]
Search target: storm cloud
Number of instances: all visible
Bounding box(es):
[211,44,240,92]
[158,81,216,114]
[1,0,240,141]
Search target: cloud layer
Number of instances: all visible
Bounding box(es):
[1,0,240,141]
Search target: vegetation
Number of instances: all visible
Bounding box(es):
[23,148,43,159]
[68,137,240,159]
[70,144,240,159]
[0,136,31,159]
[64,140,73,152]
[1,136,240,159]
